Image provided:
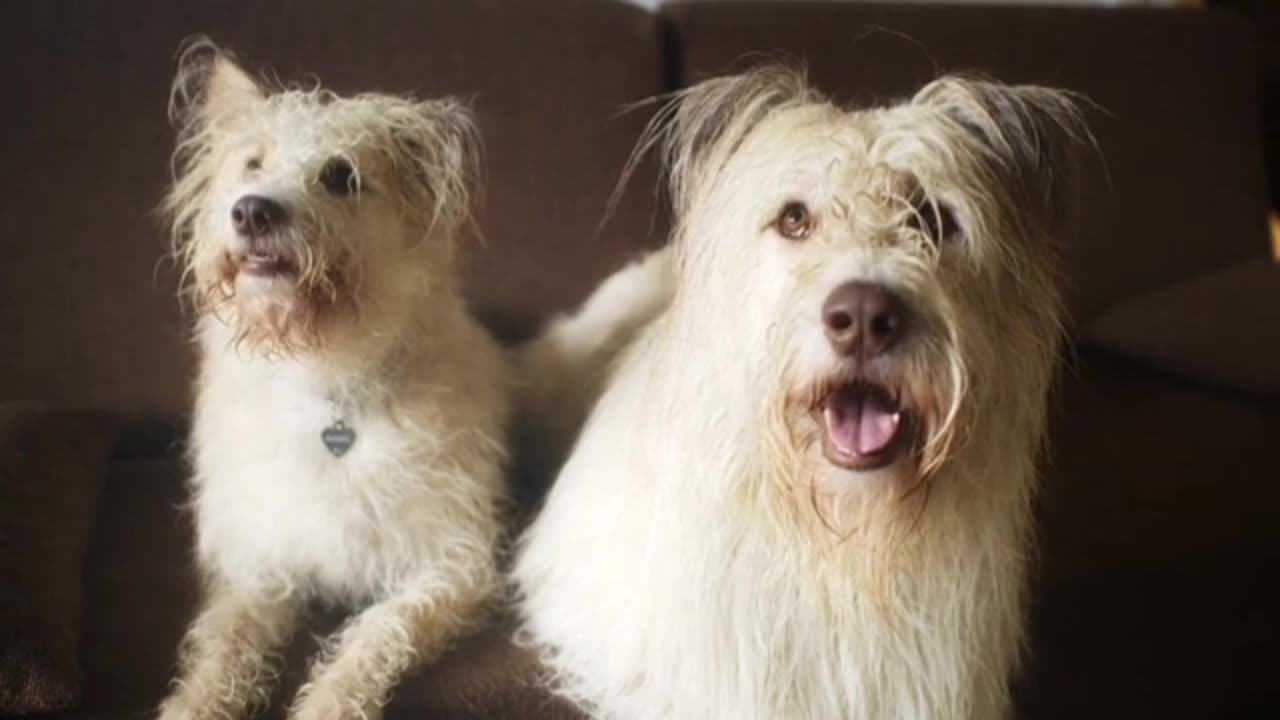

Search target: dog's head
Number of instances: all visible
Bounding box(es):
[165,40,478,354]
[639,66,1086,510]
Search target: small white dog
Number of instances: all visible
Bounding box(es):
[515,66,1088,719]
[158,42,509,720]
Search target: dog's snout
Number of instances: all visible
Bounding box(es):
[231,195,287,238]
[822,281,908,358]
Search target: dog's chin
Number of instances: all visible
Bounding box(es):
[229,250,300,286]
[213,252,333,350]
[809,380,917,476]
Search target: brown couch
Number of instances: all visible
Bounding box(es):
[2,1,1277,718]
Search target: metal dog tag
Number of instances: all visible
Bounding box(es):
[321,420,357,457]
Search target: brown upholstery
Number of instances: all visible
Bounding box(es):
[1038,352,1280,589]
[0,406,117,714]
[75,452,196,715]
[1020,540,1279,719]
[1086,257,1280,396]
[1025,353,1280,718]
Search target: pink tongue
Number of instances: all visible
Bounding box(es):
[824,391,900,456]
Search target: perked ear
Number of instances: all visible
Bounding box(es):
[164,38,266,270]
[913,77,1093,233]
[390,98,482,235]
[168,37,264,133]
[618,64,815,223]
[203,55,263,112]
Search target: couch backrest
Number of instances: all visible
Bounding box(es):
[665,1,1272,330]
[0,0,665,417]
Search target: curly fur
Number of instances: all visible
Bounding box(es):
[515,65,1090,720]
[157,40,508,720]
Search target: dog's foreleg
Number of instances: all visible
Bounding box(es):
[288,578,490,720]
[158,580,301,720]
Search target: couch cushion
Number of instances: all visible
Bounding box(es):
[0,405,117,714]
[0,0,665,416]
[663,1,1271,329]
[1025,351,1280,717]
[74,450,197,715]
[1017,544,1279,719]
[1037,350,1280,589]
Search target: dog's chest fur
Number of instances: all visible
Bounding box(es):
[519,335,1028,720]
[190,322,504,603]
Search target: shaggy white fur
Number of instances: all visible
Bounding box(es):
[157,40,509,720]
[515,66,1089,720]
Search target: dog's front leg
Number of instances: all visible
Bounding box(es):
[158,579,301,720]
[288,579,489,720]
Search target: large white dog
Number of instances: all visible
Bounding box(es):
[159,42,509,720]
[515,66,1088,720]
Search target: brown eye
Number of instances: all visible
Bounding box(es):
[245,157,262,171]
[908,198,959,245]
[319,157,360,196]
[775,201,814,241]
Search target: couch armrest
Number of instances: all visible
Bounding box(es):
[1083,257,1279,396]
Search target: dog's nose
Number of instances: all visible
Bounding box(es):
[822,281,908,358]
[231,195,287,237]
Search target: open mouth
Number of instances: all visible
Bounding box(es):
[234,251,297,278]
[814,382,909,471]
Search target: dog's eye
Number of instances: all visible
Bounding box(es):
[319,158,361,196]
[775,202,814,241]
[907,199,959,245]
[245,157,262,172]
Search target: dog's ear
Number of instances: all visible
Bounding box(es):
[618,65,815,222]
[390,98,482,235]
[913,77,1092,232]
[164,39,265,266]
[169,38,263,133]
[203,56,263,113]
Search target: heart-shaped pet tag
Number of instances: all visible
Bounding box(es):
[321,420,357,457]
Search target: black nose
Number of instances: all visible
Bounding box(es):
[230,195,287,237]
[822,281,909,358]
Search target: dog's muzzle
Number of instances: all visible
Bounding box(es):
[813,281,913,471]
[228,194,297,277]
